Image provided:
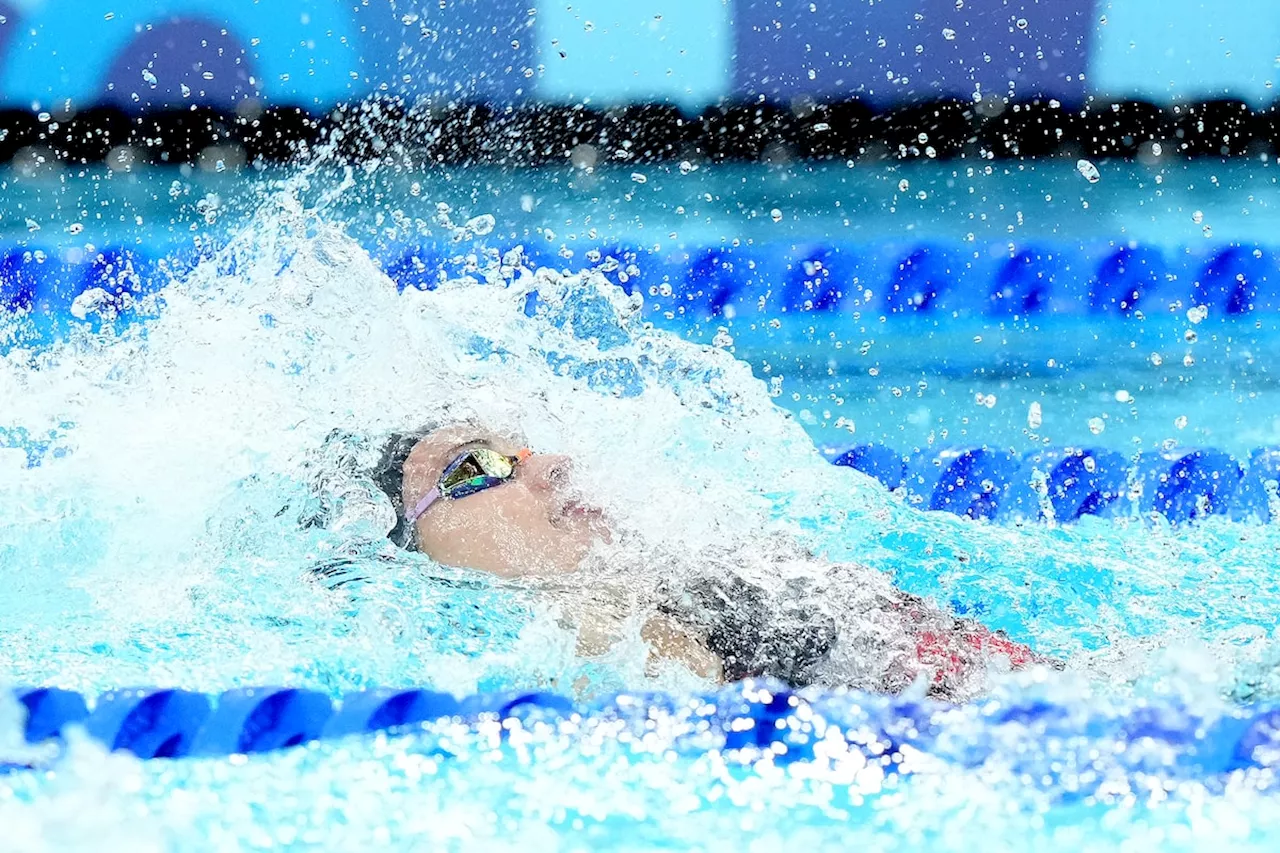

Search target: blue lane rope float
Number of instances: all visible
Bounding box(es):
[997,447,1129,523]
[8,240,1280,323]
[834,443,1280,525]
[8,682,1280,784]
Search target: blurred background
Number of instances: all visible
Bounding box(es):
[5,0,1280,521]
[0,1,1273,112]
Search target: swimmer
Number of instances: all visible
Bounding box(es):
[310,420,1052,700]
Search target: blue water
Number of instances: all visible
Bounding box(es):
[5,163,1280,850]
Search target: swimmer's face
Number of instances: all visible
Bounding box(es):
[401,426,608,578]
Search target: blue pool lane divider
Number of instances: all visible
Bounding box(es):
[4,240,1280,327]
[7,685,599,765]
[10,682,1280,782]
[833,443,1278,524]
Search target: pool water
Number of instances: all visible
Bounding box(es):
[5,162,1280,850]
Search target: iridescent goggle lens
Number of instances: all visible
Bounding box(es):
[406,446,532,527]
[439,447,523,499]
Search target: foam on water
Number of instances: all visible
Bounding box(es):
[5,166,1280,847]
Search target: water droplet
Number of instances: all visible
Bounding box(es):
[1076,159,1100,183]
[1027,402,1042,429]
[1184,329,1198,343]
[1186,305,1209,324]
[1016,18,1028,29]
[25,218,40,232]
[1174,415,1188,429]
[1114,389,1133,404]
[898,179,910,192]
[1192,209,1204,224]
[955,0,964,8]
[1202,224,1213,238]
[679,160,696,175]
[1099,14,1108,25]
[808,69,817,80]
[942,28,956,40]
[1087,417,1105,435]
[584,21,595,31]
[466,214,496,236]
[67,222,83,235]
[401,13,420,25]
[1150,352,1163,366]
[103,11,115,20]
[770,208,783,222]
[630,172,647,184]
[1151,141,1163,156]
[181,84,191,98]
[141,69,157,86]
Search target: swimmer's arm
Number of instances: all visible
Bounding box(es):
[573,610,724,682]
[640,614,724,681]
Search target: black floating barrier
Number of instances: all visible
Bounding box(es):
[599,102,692,163]
[239,105,322,164]
[5,95,1280,167]
[1077,99,1171,159]
[1172,99,1257,158]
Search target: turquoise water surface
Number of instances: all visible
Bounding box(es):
[4,163,1280,850]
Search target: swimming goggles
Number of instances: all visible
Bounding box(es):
[405,446,532,525]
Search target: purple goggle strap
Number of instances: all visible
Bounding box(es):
[405,487,441,526]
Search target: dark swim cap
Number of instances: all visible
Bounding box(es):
[369,425,437,549]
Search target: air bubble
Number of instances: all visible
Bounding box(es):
[942,28,956,40]
[1016,18,1028,29]
[1174,415,1188,429]
[1087,417,1105,435]
[1192,210,1204,224]
[770,208,783,222]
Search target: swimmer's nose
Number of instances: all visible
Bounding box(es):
[521,453,574,492]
